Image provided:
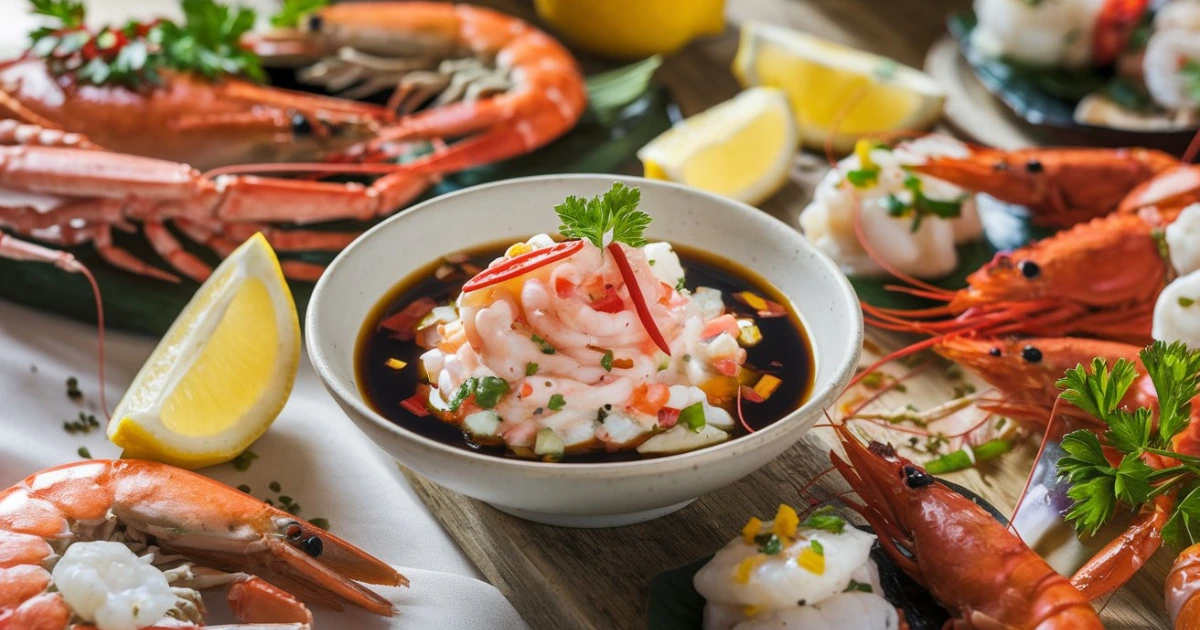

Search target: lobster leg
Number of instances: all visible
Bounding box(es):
[144,220,214,283]
[92,224,180,283]
[1069,493,1172,600]
[175,219,332,282]
[0,120,98,150]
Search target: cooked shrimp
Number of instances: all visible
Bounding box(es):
[972,0,1105,67]
[1143,27,1200,111]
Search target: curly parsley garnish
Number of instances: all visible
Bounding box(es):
[271,0,329,27]
[1057,341,1200,544]
[555,183,652,250]
[27,0,263,88]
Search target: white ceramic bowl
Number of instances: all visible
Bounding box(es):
[307,175,862,527]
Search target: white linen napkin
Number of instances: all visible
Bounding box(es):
[0,299,528,630]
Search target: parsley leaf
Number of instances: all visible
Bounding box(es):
[525,362,539,376]
[1140,340,1200,444]
[161,0,263,82]
[1106,408,1152,454]
[845,168,878,188]
[754,533,782,555]
[1164,483,1200,549]
[1183,60,1200,107]
[601,350,614,372]
[271,0,329,28]
[555,183,652,249]
[844,579,873,593]
[1114,452,1153,505]
[1056,357,1138,423]
[31,0,84,27]
[1057,430,1118,536]
[547,393,566,411]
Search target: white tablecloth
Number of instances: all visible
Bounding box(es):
[0,300,528,629]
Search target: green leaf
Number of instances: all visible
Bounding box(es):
[1183,60,1200,107]
[271,0,329,28]
[1140,340,1200,445]
[547,393,566,411]
[1058,430,1119,535]
[754,533,782,555]
[1056,357,1138,423]
[472,376,509,409]
[844,579,873,593]
[555,182,651,249]
[1105,408,1152,454]
[799,506,845,534]
[585,55,663,126]
[601,350,614,372]
[531,334,557,355]
[845,168,878,188]
[1164,483,1200,550]
[1064,474,1118,536]
[1113,452,1153,505]
[30,0,85,27]
[525,362,538,377]
[678,402,706,432]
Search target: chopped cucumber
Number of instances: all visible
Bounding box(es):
[534,428,565,459]
[637,424,729,455]
[463,410,501,437]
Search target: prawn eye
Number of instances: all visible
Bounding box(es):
[1019,260,1040,279]
[291,113,314,137]
[903,465,933,489]
[1022,345,1043,364]
[302,536,323,558]
[306,14,323,32]
[989,347,1001,357]
[1025,158,1044,173]
[285,522,304,540]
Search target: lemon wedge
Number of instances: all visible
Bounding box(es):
[108,234,300,469]
[637,87,797,206]
[733,23,945,153]
[534,0,724,59]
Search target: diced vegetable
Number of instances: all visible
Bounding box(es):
[704,403,735,430]
[734,291,768,311]
[701,314,740,339]
[547,393,567,411]
[473,377,510,409]
[773,504,799,538]
[385,358,408,370]
[741,517,763,543]
[401,390,431,417]
[417,305,458,331]
[379,297,437,340]
[692,287,724,321]
[714,358,741,377]
[464,410,502,437]
[753,375,782,400]
[637,424,729,455]
[797,546,825,574]
[534,428,565,459]
[925,439,1012,474]
[736,318,762,347]
[678,402,706,432]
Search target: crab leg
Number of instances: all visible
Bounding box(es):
[144,220,213,282]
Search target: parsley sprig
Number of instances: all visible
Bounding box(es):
[271,0,330,28]
[555,183,652,250]
[1057,341,1200,545]
[27,0,263,88]
[884,175,967,233]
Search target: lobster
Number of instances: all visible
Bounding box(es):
[828,422,1103,629]
[0,1,587,282]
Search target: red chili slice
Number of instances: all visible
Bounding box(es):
[379,297,437,341]
[1092,0,1150,66]
[461,240,584,293]
[589,288,625,313]
[607,243,671,355]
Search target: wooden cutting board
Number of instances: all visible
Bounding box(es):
[405,0,1171,628]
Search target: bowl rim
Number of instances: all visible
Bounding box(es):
[307,174,863,474]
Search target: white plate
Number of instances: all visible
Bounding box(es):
[306,174,862,527]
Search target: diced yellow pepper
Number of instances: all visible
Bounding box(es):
[735,291,768,311]
[796,547,825,574]
[855,138,877,172]
[754,374,782,400]
[736,318,762,347]
[741,517,763,543]
[772,504,799,539]
[743,605,760,617]
[506,242,533,257]
[734,556,762,584]
[384,358,408,370]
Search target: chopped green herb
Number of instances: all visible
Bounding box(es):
[1181,297,1196,308]
[601,350,614,372]
[525,362,539,376]
[231,449,259,471]
[270,0,328,27]
[279,495,294,505]
[269,481,281,492]
[547,394,567,411]
[800,506,846,534]
[531,334,557,355]
[844,579,873,593]
[884,175,966,232]
[555,183,651,249]
[754,533,782,555]
[285,503,301,515]
[678,402,706,432]
[952,383,977,398]
[473,376,510,409]
[237,484,251,493]
[925,438,1012,474]
[77,446,91,459]
[860,371,885,389]
[675,276,687,292]
[1183,60,1200,106]
[309,517,331,531]
[845,168,878,188]
[810,539,824,556]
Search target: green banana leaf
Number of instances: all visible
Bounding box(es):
[645,482,1004,630]
[0,78,675,337]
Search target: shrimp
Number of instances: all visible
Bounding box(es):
[972,0,1107,68]
[1143,28,1200,112]
[0,459,406,629]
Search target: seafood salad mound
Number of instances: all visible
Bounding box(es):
[399,184,798,461]
[694,505,901,630]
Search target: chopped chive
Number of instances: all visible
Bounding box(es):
[279,495,294,505]
[1180,297,1195,308]
[753,533,782,555]
[601,350,614,372]
[237,484,251,493]
[525,362,539,376]
[531,334,556,354]
[310,518,331,530]
[77,446,91,459]
[547,394,566,411]
[231,450,259,471]
[810,540,824,556]
[269,481,281,492]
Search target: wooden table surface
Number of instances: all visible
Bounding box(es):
[406,1,1172,628]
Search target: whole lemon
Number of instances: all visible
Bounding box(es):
[535,0,726,60]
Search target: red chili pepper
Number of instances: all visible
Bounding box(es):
[736,386,755,434]
[739,385,765,404]
[554,276,575,298]
[400,391,431,418]
[379,297,437,340]
[589,288,625,313]
[607,243,671,355]
[1093,0,1150,65]
[658,407,680,429]
[461,240,584,292]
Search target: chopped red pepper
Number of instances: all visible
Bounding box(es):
[658,407,680,429]
[607,243,671,355]
[589,288,625,313]
[739,385,765,404]
[400,390,431,417]
[555,276,575,298]
[1093,0,1150,65]
[714,359,741,377]
[462,240,584,292]
[379,297,437,341]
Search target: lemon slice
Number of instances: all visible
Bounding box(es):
[733,23,945,153]
[637,87,797,206]
[108,234,300,469]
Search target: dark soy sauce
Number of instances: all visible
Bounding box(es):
[356,240,815,463]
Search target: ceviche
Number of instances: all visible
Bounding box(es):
[357,184,813,462]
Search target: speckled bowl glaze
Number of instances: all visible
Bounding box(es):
[307,175,862,527]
